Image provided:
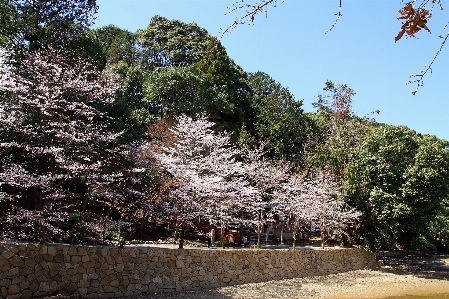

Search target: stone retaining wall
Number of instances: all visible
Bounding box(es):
[0,242,378,298]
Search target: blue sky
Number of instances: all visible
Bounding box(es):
[94,0,449,141]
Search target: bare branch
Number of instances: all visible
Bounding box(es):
[220,0,283,37]
[395,0,446,94]
[222,0,447,94]
[407,29,449,95]
[325,0,343,34]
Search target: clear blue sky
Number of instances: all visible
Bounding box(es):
[94,0,449,141]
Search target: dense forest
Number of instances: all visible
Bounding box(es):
[1,1,448,253]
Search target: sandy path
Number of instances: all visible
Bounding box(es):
[137,270,449,299]
[322,271,449,298]
[139,256,449,299]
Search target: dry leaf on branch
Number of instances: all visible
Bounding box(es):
[395,3,432,42]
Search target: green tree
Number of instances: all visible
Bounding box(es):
[93,25,148,142]
[430,198,449,253]
[136,15,210,70]
[0,0,15,46]
[137,17,247,134]
[1,0,97,53]
[344,125,449,251]
[93,25,136,65]
[66,28,106,68]
[246,71,310,167]
[143,64,205,117]
[109,62,149,138]
[310,81,369,178]
[196,37,250,135]
[143,36,251,137]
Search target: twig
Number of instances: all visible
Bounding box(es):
[407,30,448,95]
[220,0,283,37]
[325,0,343,34]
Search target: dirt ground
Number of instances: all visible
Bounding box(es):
[137,255,449,299]
[326,255,449,299]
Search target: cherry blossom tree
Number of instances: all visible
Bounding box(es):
[301,171,361,249]
[239,143,291,248]
[0,47,147,243]
[273,172,311,249]
[150,114,250,248]
[273,169,361,249]
[149,114,359,250]
[151,114,298,249]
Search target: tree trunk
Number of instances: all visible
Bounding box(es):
[80,194,88,213]
[321,217,325,249]
[31,187,39,210]
[257,210,262,249]
[138,214,149,235]
[280,220,284,245]
[239,221,243,245]
[178,223,185,249]
[292,227,297,250]
[221,225,225,249]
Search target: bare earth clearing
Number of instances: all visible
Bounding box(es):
[133,255,449,299]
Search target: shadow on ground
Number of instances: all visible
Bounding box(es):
[379,255,449,280]
[133,289,234,299]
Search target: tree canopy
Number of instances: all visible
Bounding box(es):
[136,15,211,70]
[1,1,449,252]
[344,125,449,250]
[246,71,310,167]
[1,0,98,53]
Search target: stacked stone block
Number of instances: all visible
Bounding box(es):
[0,242,378,298]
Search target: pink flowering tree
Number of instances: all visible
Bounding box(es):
[0,48,148,243]
[152,115,359,251]
[273,170,361,249]
[150,114,249,248]
[301,171,361,248]
[239,144,291,248]
[273,172,311,249]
